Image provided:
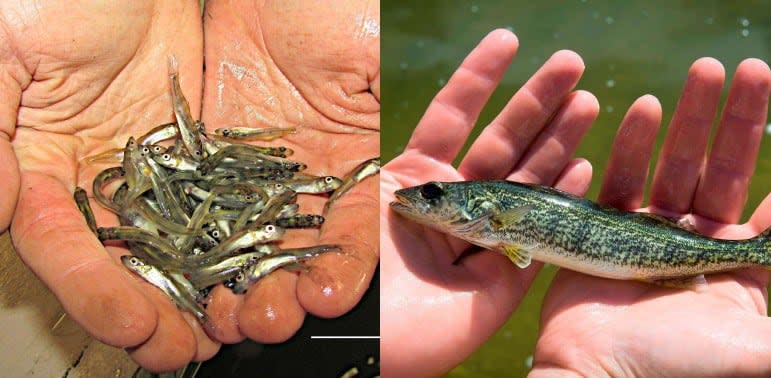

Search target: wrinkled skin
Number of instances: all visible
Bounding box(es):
[0,0,378,373]
[381,28,771,377]
[201,0,379,345]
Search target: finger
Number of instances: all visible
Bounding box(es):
[206,285,246,344]
[182,313,221,362]
[749,193,771,233]
[405,29,519,163]
[459,50,585,180]
[506,90,597,184]
[239,270,306,343]
[125,278,196,372]
[650,57,725,214]
[297,177,378,317]
[598,94,662,209]
[10,172,156,347]
[693,58,771,223]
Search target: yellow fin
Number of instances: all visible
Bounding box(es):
[648,275,707,292]
[502,245,532,268]
[491,205,534,231]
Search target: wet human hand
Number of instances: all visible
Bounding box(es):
[0,1,223,372]
[381,29,599,377]
[531,58,771,377]
[199,0,379,344]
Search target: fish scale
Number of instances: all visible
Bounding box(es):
[391,180,770,288]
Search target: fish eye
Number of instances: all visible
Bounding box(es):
[152,146,163,153]
[222,129,231,136]
[141,146,150,155]
[129,257,140,265]
[420,182,444,200]
[324,176,334,183]
[275,184,284,189]
[194,150,202,156]
[266,225,275,233]
[211,230,220,238]
[235,272,245,281]
[249,255,258,262]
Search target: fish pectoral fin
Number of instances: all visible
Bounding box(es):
[454,212,493,234]
[648,275,708,292]
[501,245,532,268]
[490,205,534,231]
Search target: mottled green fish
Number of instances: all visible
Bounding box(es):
[391,180,771,289]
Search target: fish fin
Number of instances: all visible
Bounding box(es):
[675,216,696,232]
[501,245,532,268]
[454,212,493,234]
[648,275,708,292]
[490,205,534,231]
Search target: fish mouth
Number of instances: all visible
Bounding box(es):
[389,191,416,216]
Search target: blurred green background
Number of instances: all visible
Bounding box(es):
[382,1,770,376]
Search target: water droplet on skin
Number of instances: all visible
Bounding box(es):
[471,4,479,13]
[606,79,616,88]
[741,28,749,37]
[322,286,334,296]
[606,105,614,113]
[605,16,615,24]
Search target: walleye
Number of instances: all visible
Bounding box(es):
[391,180,771,289]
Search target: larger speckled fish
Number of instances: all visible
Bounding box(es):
[391,180,771,289]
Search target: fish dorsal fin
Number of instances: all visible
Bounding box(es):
[501,245,532,268]
[491,205,534,231]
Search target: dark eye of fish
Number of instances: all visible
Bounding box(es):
[420,182,444,200]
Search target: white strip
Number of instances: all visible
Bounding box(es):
[310,336,380,339]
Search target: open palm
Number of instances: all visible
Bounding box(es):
[532,58,771,377]
[381,29,600,377]
[199,0,380,345]
[1,1,215,372]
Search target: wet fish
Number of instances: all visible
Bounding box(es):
[391,180,771,289]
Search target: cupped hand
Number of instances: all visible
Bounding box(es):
[381,29,600,377]
[531,58,771,377]
[0,1,219,372]
[199,0,379,344]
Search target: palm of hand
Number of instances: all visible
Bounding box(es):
[2,0,379,372]
[533,58,771,377]
[199,0,379,344]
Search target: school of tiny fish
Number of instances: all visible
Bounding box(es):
[74,57,379,329]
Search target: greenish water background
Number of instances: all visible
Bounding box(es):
[382,1,770,376]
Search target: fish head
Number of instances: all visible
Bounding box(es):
[390,181,471,230]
